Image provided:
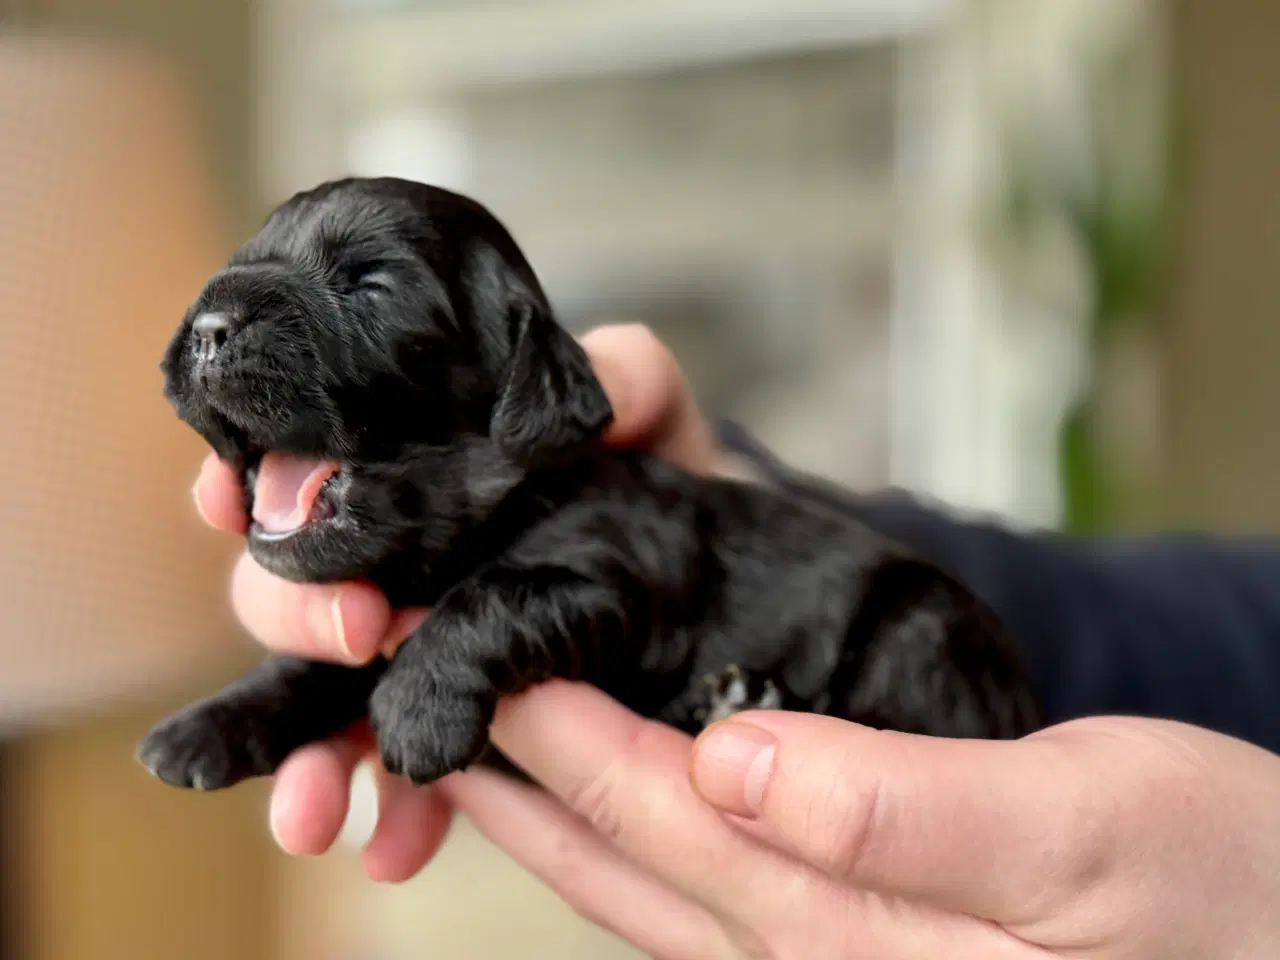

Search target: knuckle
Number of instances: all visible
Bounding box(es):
[801,771,883,882]
[561,718,673,847]
[564,764,628,844]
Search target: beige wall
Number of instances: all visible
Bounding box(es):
[23,0,260,238]
[2,4,271,959]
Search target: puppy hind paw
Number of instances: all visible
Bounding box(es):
[136,706,273,791]
[697,664,785,727]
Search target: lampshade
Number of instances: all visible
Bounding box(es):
[0,34,242,730]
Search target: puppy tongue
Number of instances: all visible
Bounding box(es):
[252,453,339,533]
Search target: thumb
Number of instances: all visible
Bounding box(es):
[689,711,1123,925]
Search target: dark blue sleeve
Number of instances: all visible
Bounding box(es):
[716,421,1280,754]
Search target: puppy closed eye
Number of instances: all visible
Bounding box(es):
[344,265,397,296]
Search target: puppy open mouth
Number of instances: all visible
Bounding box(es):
[250,452,343,539]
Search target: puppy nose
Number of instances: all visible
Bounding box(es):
[192,311,230,362]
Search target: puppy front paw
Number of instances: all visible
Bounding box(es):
[369,665,491,785]
[136,704,272,790]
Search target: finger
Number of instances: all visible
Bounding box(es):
[690,711,1112,924]
[448,767,1025,960]
[193,452,248,533]
[269,732,369,856]
[378,607,430,659]
[362,764,454,883]
[580,324,720,474]
[229,551,391,663]
[441,766,734,960]
[487,681,840,937]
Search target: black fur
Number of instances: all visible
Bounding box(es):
[138,177,1044,790]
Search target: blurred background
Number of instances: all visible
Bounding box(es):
[0,0,1275,957]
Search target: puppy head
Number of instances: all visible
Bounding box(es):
[162,177,613,586]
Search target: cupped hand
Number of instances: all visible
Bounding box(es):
[440,682,1280,959]
[191,323,721,880]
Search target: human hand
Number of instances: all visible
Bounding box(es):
[191,323,722,880]
[441,681,1280,959]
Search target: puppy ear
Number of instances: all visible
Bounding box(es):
[489,299,614,468]
[831,558,1044,739]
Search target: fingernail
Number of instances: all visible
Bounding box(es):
[691,722,777,818]
[268,787,293,853]
[308,589,352,659]
[191,479,213,527]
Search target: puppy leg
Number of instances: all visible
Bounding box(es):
[137,656,384,790]
[369,565,629,785]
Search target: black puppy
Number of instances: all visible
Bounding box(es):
[138,177,1044,791]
